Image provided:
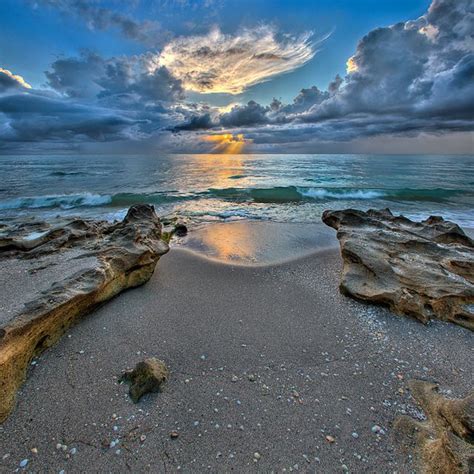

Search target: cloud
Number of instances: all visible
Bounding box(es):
[0,68,32,91]
[0,92,143,147]
[3,0,474,153]
[45,51,184,103]
[171,0,474,150]
[36,0,169,46]
[157,25,316,94]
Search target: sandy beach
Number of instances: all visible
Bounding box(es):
[0,224,472,472]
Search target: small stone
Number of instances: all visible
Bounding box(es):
[170,431,179,439]
[371,425,385,435]
[120,358,169,403]
[140,434,147,442]
[248,374,256,382]
[200,355,206,360]
[70,448,77,455]
[254,452,261,460]
[325,435,335,443]
[231,375,239,383]
[31,448,38,454]
[174,223,188,237]
[19,459,28,468]
[341,464,349,472]
[351,432,359,439]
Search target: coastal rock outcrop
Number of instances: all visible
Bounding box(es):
[0,205,169,423]
[394,380,473,473]
[120,357,169,403]
[322,208,474,330]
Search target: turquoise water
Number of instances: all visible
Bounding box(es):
[0,154,473,227]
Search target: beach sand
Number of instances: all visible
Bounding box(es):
[0,223,472,472]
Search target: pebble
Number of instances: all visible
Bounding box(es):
[69,448,77,455]
[371,425,385,435]
[248,374,256,382]
[351,432,359,439]
[325,435,335,443]
[231,375,239,383]
[19,459,28,468]
[140,434,147,442]
[31,448,38,454]
[170,431,179,439]
[253,452,261,460]
[200,355,206,360]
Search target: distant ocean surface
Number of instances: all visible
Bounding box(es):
[1,154,473,228]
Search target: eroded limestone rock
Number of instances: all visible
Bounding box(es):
[394,380,473,473]
[0,205,169,422]
[322,208,474,330]
[120,357,169,403]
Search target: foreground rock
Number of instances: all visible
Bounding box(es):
[394,380,473,473]
[120,357,169,403]
[0,205,169,422]
[322,209,474,330]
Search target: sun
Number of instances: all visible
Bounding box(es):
[202,133,252,154]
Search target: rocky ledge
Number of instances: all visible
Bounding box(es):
[322,209,474,330]
[0,205,169,423]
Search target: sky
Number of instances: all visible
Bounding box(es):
[0,0,473,154]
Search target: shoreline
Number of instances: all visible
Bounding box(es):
[0,244,472,471]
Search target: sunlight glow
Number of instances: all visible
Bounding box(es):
[346,56,358,74]
[0,68,32,89]
[202,133,252,154]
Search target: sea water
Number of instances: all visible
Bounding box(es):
[0,154,473,228]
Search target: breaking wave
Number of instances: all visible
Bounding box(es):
[0,186,466,211]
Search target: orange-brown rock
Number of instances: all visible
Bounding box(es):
[0,205,169,423]
[394,380,473,473]
[322,208,474,330]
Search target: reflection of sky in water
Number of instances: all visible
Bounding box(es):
[181,221,338,264]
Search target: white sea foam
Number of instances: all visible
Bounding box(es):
[0,193,112,210]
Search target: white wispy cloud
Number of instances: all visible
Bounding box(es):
[155,25,316,94]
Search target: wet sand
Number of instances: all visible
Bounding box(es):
[0,240,472,472]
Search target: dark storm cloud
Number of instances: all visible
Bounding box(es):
[1,49,191,151]
[172,113,215,131]
[46,51,184,103]
[0,92,144,148]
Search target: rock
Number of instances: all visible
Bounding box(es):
[325,435,335,443]
[120,357,169,403]
[173,223,188,237]
[322,208,474,330]
[394,380,473,474]
[19,459,28,468]
[170,431,179,439]
[0,205,169,423]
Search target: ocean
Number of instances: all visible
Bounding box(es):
[1,153,473,229]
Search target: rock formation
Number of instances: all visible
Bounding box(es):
[0,205,169,423]
[120,357,169,403]
[322,208,474,330]
[394,380,473,473]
